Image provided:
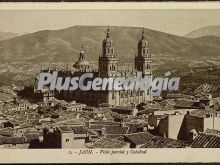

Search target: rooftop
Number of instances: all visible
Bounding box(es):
[111,106,135,111]
[141,136,186,148]
[57,126,73,133]
[105,125,129,135]
[71,126,87,134]
[190,109,217,118]
[24,133,39,143]
[0,136,25,145]
[191,131,220,148]
[0,128,14,137]
[92,137,126,148]
[124,132,153,145]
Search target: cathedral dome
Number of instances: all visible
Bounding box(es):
[73,45,90,70]
[74,60,90,67]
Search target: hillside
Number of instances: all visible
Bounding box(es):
[0,31,18,41]
[186,25,220,38]
[0,25,220,70]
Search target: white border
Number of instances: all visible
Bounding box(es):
[0,2,220,10]
[0,148,220,163]
[0,2,220,163]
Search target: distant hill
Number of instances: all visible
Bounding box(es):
[185,25,220,38]
[0,31,18,41]
[0,25,220,70]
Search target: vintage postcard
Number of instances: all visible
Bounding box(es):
[0,2,220,163]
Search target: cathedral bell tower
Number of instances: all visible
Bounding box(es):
[99,27,118,78]
[135,28,152,76]
[135,28,153,101]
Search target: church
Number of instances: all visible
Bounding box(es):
[38,27,153,107]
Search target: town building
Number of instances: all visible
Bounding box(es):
[43,126,75,148]
[43,125,88,148]
[149,109,220,142]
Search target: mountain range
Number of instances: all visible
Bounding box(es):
[0,25,220,71]
[0,31,18,41]
[186,25,220,38]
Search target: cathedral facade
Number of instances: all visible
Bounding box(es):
[39,27,152,107]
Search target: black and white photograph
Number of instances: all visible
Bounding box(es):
[0,3,220,163]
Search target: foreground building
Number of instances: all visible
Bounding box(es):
[149,109,220,142]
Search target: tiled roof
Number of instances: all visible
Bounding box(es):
[61,118,86,125]
[141,136,186,148]
[190,109,217,118]
[9,119,24,125]
[206,129,220,135]
[126,123,143,134]
[138,109,156,115]
[57,126,73,133]
[89,124,103,130]
[0,136,25,144]
[36,105,50,112]
[165,99,176,105]
[24,133,39,143]
[19,123,33,129]
[191,132,220,148]
[124,132,153,145]
[141,102,162,110]
[98,103,112,107]
[92,137,126,148]
[86,129,98,136]
[105,134,124,139]
[101,121,121,126]
[105,126,129,135]
[174,100,196,108]
[111,106,134,111]
[0,128,14,137]
[71,126,87,134]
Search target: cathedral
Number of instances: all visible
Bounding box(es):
[39,27,152,107]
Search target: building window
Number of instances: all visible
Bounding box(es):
[66,139,69,142]
[112,64,115,71]
[112,93,115,99]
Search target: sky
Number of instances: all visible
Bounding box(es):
[0,9,220,36]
